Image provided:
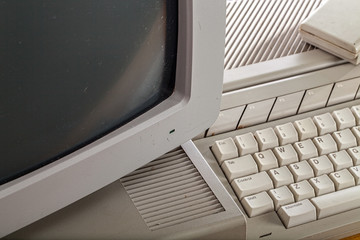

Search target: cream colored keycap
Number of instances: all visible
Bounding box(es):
[241,192,274,217]
[239,99,275,128]
[313,113,337,135]
[221,155,258,182]
[328,150,353,171]
[312,134,338,155]
[207,106,245,136]
[328,79,360,106]
[254,128,279,151]
[274,123,299,145]
[273,144,298,166]
[278,199,316,228]
[253,150,278,171]
[268,166,294,188]
[231,172,273,199]
[293,139,318,161]
[294,118,318,140]
[329,169,355,190]
[299,85,332,113]
[234,132,258,156]
[289,180,315,201]
[268,186,295,211]
[311,186,360,219]
[288,161,314,182]
[332,108,356,130]
[348,146,360,165]
[351,105,360,125]
[351,126,360,144]
[212,138,238,164]
[308,156,334,176]
[348,165,360,185]
[309,175,335,196]
[332,128,357,150]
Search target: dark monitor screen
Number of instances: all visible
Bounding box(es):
[0,0,178,184]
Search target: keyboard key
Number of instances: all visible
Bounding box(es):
[348,146,360,165]
[212,138,238,164]
[288,161,314,182]
[348,166,360,185]
[207,106,245,136]
[298,84,333,114]
[273,144,299,166]
[294,118,318,140]
[293,139,318,160]
[328,79,360,106]
[269,91,304,121]
[277,199,316,228]
[231,172,274,199]
[328,150,353,171]
[274,123,299,145]
[332,108,356,130]
[312,134,338,155]
[238,98,276,128]
[329,169,355,190]
[313,113,337,135]
[234,132,258,156]
[288,180,315,201]
[332,128,357,150]
[253,150,278,171]
[222,155,258,182]
[308,156,334,176]
[268,186,295,211]
[241,192,274,217]
[351,126,360,144]
[311,185,360,219]
[268,166,294,188]
[309,175,335,196]
[254,128,279,151]
[351,105,360,125]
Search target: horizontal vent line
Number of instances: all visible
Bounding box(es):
[146,202,223,227]
[134,184,213,210]
[122,164,196,188]
[122,155,188,178]
[148,153,187,165]
[141,195,218,220]
[139,192,216,216]
[128,176,205,200]
[124,172,201,195]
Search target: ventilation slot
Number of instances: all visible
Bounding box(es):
[121,148,224,231]
[225,0,323,69]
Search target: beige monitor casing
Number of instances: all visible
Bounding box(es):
[0,0,226,237]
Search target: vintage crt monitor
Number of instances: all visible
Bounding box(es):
[0,0,226,237]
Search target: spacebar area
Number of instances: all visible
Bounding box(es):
[311,186,360,219]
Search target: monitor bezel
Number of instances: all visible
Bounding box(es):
[0,0,225,236]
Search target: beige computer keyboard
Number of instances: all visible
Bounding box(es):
[211,106,360,228]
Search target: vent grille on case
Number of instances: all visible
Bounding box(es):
[225,0,323,69]
[120,148,224,231]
